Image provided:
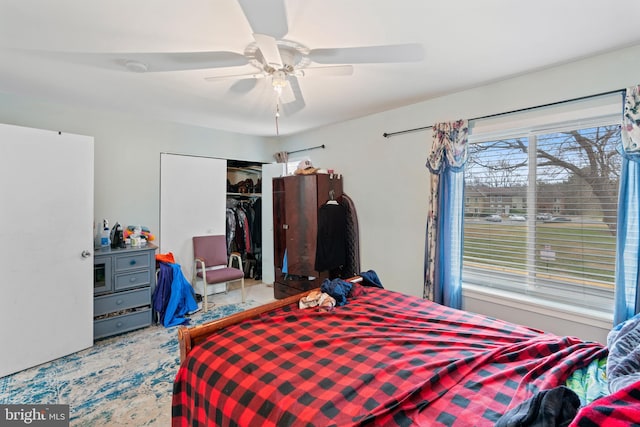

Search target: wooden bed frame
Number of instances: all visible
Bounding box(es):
[177,276,362,363]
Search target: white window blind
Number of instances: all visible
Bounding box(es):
[468,92,623,143]
[463,93,622,313]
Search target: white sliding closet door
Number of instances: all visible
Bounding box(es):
[0,123,94,377]
[159,153,226,285]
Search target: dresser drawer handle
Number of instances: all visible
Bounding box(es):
[115,299,124,305]
[116,321,123,328]
[129,277,137,283]
[130,260,137,266]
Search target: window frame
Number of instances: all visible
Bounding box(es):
[463,94,623,315]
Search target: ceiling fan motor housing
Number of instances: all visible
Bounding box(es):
[246,39,310,76]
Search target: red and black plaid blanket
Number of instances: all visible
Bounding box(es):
[172,286,606,426]
[570,379,640,426]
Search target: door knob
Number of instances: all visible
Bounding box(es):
[81,250,92,258]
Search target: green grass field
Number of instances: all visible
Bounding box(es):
[463,221,616,288]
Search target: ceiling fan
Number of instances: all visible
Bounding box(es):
[209,0,424,111]
[118,0,424,113]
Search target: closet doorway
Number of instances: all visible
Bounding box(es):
[160,153,226,282]
[159,153,280,290]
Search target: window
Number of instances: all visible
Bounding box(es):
[463,94,622,313]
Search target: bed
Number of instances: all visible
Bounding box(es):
[172,277,640,426]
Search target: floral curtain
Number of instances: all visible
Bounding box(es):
[424,120,468,308]
[614,85,640,325]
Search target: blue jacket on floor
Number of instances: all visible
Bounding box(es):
[163,263,198,327]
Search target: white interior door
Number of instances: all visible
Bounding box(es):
[0,123,94,377]
[160,153,226,284]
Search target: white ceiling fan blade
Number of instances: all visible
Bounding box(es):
[309,43,424,64]
[115,51,249,72]
[238,0,288,39]
[204,72,265,82]
[282,77,305,116]
[295,65,354,77]
[253,33,283,69]
[278,81,296,104]
[37,50,249,73]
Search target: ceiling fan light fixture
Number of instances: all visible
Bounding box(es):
[271,70,288,94]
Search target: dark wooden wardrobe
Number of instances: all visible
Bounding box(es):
[272,174,343,298]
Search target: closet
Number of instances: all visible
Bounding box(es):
[160,154,280,294]
[226,161,263,280]
[272,173,344,298]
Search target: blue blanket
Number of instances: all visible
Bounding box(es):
[606,312,640,393]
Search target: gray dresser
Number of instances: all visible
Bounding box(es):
[93,244,157,340]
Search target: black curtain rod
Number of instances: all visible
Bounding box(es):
[287,144,325,154]
[382,88,626,138]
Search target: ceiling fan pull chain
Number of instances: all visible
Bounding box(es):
[275,101,280,136]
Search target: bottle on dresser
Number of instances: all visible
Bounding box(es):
[100,219,110,247]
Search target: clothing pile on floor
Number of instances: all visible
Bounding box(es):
[153,252,198,327]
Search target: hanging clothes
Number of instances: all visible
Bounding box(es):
[251,198,262,252]
[241,207,251,253]
[230,202,249,254]
[314,202,347,272]
[225,198,262,279]
[226,207,236,254]
[339,193,361,277]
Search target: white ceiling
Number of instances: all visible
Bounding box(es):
[1,0,640,137]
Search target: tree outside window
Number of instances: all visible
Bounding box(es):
[463,124,620,313]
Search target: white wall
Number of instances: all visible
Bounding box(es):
[277,44,640,342]
[2,44,639,342]
[0,92,278,244]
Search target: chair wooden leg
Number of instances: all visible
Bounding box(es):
[241,277,245,303]
[193,260,210,313]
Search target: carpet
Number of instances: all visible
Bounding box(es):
[0,300,259,426]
